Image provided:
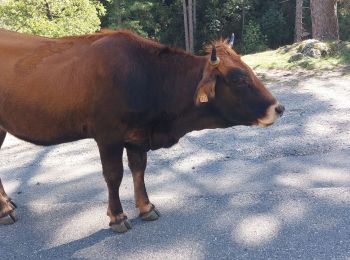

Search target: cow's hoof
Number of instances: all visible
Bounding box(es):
[140,204,160,221]
[9,200,17,209]
[0,211,17,225]
[110,217,132,233]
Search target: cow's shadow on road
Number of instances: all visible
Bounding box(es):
[1,70,350,259]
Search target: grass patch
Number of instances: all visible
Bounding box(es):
[242,41,350,71]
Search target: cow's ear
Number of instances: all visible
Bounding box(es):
[195,46,220,105]
[195,74,217,106]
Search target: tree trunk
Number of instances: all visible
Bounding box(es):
[295,0,303,42]
[310,0,339,40]
[182,0,190,52]
[188,0,194,53]
[241,5,245,44]
[44,0,53,21]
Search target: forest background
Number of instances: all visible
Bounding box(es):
[0,0,349,54]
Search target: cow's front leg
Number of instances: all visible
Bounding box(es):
[97,142,131,233]
[0,178,17,225]
[126,148,160,221]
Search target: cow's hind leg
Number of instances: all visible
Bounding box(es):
[0,130,17,225]
[97,141,131,233]
[0,179,17,225]
[126,148,160,221]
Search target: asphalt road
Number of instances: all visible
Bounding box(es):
[1,68,350,259]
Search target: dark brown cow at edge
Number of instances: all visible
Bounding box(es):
[0,29,284,233]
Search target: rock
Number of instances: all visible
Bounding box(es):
[299,39,330,58]
[303,48,322,58]
[288,53,304,62]
[315,42,331,56]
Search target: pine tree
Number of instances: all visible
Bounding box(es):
[310,0,339,40]
[295,0,303,42]
[182,0,195,53]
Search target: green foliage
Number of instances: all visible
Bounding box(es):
[105,1,155,37]
[261,3,290,48]
[339,15,350,40]
[242,20,267,54]
[100,0,296,53]
[339,1,350,40]
[195,0,293,53]
[0,0,348,56]
[102,0,185,47]
[156,1,184,48]
[0,0,105,37]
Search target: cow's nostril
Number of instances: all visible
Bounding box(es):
[275,104,285,115]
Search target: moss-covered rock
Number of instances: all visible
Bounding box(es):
[288,53,304,62]
[298,40,330,58]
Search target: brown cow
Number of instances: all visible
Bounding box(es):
[0,29,284,232]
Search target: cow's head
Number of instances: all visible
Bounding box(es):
[195,40,284,127]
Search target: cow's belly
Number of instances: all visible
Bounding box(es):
[0,94,88,145]
[0,115,87,146]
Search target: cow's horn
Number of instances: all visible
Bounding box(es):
[210,47,220,66]
[228,33,235,47]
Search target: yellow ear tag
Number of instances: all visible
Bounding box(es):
[199,94,209,103]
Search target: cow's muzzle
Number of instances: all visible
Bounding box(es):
[275,104,285,116]
[257,103,285,127]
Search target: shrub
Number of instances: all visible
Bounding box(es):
[261,4,290,48]
[0,0,104,37]
[242,20,267,54]
[339,13,350,40]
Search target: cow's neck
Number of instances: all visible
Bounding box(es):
[153,51,206,114]
[148,51,228,150]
